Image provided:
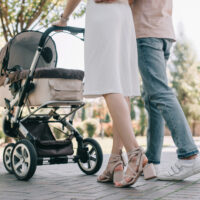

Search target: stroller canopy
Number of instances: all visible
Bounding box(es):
[0,31,57,74]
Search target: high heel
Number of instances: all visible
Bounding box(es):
[97,150,126,183]
[115,147,155,188]
[143,163,156,180]
[113,164,124,183]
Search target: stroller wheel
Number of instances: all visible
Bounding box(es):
[11,139,37,181]
[3,143,15,174]
[78,138,103,175]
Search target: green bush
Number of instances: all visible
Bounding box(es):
[104,113,111,123]
[0,130,5,139]
[83,119,98,138]
[85,123,96,138]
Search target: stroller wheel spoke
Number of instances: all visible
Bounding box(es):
[89,147,95,155]
[5,150,11,158]
[14,151,22,160]
[22,146,26,157]
[22,163,28,174]
[89,156,96,162]
[5,157,11,165]
[14,160,23,170]
[87,159,91,169]
[25,157,30,163]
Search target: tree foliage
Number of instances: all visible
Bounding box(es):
[81,107,86,121]
[0,0,86,42]
[104,113,111,123]
[170,39,200,123]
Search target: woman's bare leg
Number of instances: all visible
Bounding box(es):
[111,124,123,154]
[98,96,131,182]
[104,94,139,151]
[111,96,130,154]
[104,94,148,186]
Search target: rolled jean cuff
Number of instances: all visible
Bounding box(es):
[178,149,199,159]
[148,160,160,164]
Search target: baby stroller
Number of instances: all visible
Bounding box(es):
[0,26,103,180]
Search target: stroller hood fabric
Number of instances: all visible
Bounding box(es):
[0,43,9,74]
[0,31,57,74]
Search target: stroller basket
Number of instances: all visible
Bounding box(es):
[22,121,74,157]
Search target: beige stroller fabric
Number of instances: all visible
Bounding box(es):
[0,31,57,73]
[26,78,83,106]
[0,68,84,107]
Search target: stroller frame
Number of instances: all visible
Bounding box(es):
[2,26,103,180]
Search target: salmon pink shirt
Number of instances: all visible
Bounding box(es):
[132,0,176,41]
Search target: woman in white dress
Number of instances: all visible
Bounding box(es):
[53,0,155,187]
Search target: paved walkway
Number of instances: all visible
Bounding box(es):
[0,147,200,200]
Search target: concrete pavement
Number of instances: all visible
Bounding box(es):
[0,147,200,200]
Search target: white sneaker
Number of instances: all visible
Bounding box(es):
[157,156,200,181]
[153,164,160,176]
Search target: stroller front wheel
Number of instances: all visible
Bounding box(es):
[11,139,37,181]
[78,138,103,175]
[3,143,15,174]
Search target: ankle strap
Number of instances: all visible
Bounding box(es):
[110,150,126,167]
[127,147,144,157]
[127,147,144,171]
[119,150,126,167]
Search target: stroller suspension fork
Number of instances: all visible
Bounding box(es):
[61,119,89,163]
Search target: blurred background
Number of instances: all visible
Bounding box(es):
[0,0,200,148]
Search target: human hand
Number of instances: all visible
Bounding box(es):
[95,0,117,3]
[52,19,67,27]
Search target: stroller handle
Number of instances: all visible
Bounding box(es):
[39,26,85,48]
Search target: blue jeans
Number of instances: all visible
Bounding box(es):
[137,38,199,164]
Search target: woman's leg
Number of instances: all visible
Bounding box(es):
[104,93,151,187]
[97,121,124,182]
[98,96,130,182]
[111,96,130,154]
[111,124,123,154]
[104,94,139,151]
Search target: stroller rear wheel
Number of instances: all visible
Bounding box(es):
[78,138,103,175]
[11,139,37,181]
[3,143,15,174]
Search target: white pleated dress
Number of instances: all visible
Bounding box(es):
[83,0,140,98]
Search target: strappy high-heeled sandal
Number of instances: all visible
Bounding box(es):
[97,150,126,183]
[115,147,156,188]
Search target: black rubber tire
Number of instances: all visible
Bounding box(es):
[78,138,103,175]
[3,143,15,174]
[11,139,37,181]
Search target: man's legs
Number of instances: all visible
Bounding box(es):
[137,38,199,162]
